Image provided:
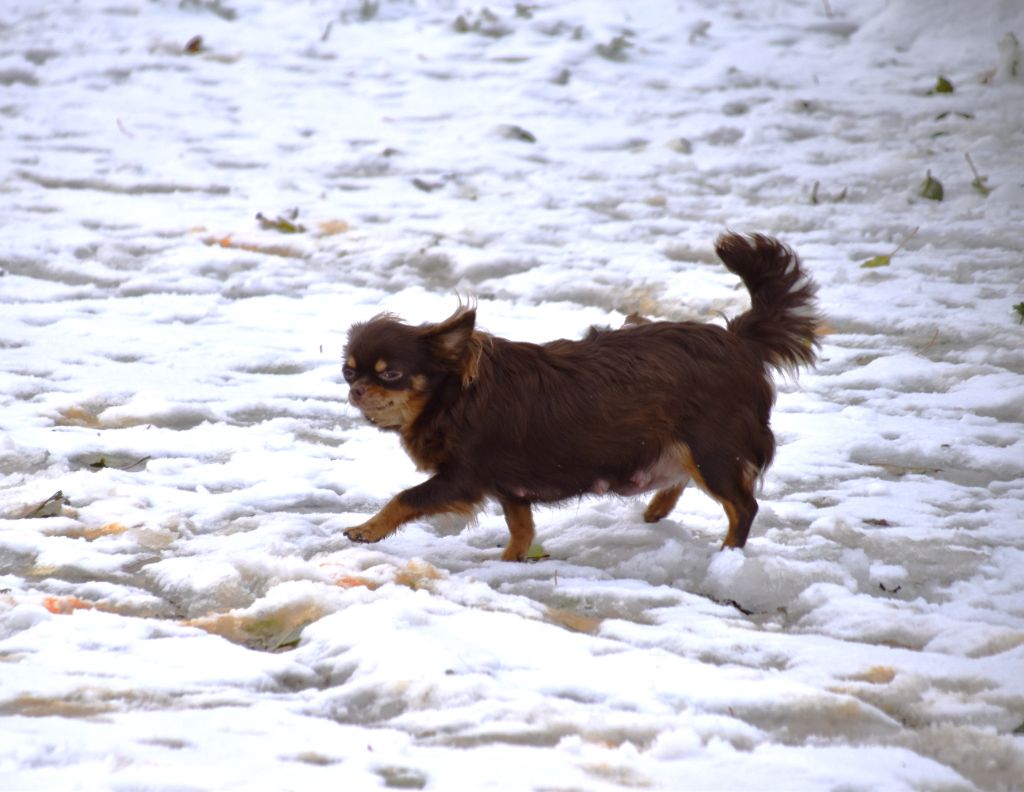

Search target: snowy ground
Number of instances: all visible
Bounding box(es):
[2,0,1023,789]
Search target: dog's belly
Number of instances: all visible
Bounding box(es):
[501,443,691,502]
[609,447,691,496]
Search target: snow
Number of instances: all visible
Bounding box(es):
[2,0,1023,789]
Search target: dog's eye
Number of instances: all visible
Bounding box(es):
[342,366,357,382]
[378,370,403,383]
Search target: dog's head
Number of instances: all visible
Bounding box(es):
[343,305,480,431]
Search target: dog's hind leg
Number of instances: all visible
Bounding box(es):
[642,443,695,523]
[695,455,760,549]
[498,498,535,562]
[715,488,758,549]
[668,441,759,548]
[643,482,687,523]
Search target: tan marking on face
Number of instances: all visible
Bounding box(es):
[374,358,388,373]
[352,384,428,432]
[411,374,429,392]
[347,355,357,369]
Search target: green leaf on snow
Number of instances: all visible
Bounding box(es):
[861,254,891,269]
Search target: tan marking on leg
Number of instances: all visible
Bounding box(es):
[500,500,535,562]
[644,482,686,523]
[671,441,709,490]
[720,501,742,549]
[667,441,756,549]
[345,495,417,544]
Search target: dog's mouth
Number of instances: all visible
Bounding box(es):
[349,388,421,430]
[351,395,399,427]
[360,407,401,429]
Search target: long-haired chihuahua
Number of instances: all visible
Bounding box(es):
[342,233,819,560]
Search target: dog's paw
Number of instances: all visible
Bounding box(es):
[500,540,535,562]
[345,522,389,544]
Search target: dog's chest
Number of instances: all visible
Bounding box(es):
[400,427,449,473]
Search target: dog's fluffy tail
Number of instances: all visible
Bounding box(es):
[716,233,820,373]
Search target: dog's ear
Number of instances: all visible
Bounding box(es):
[421,306,476,366]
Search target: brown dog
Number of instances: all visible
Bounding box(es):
[342,233,819,560]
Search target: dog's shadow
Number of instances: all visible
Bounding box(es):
[429,501,722,589]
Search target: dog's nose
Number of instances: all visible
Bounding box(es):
[349,382,367,404]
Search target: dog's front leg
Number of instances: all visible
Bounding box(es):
[345,474,480,545]
[344,494,421,545]
[498,498,535,562]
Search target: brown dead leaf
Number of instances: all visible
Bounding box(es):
[316,219,350,236]
[200,234,307,260]
[393,560,444,590]
[42,595,94,615]
[846,666,896,684]
[84,522,129,540]
[2,695,113,718]
[56,406,102,428]
[186,603,325,650]
[20,491,72,519]
[544,606,602,634]
[45,521,129,540]
[335,575,380,590]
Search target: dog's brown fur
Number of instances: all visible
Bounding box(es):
[342,233,819,560]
